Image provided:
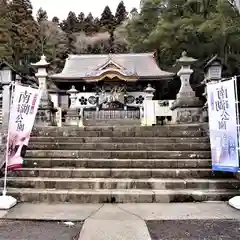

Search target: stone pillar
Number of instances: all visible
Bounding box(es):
[65,85,80,126]
[171,51,202,123]
[31,55,56,126]
[142,84,156,126]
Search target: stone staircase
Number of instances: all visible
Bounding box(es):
[2,125,240,203]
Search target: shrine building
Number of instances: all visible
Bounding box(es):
[48,53,175,126]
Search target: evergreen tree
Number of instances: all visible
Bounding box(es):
[61,11,79,33]
[127,0,240,77]
[130,8,138,18]
[52,16,59,24]
[66,33,76,54]
[78,12,85,22]
[8,0,40,69]
[78,12,85,31]
[84,12,95,34]
[36,7,48,22]
[100,5,116,52]
[100,6,115,31]
[93,17,101,32]
[115,1,127,25]
[0,0,12,62]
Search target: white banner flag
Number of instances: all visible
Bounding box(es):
[7,84,42,170]
[207,78,239,172]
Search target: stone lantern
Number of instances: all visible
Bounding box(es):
[142,84,156,126]
[202,55,223,122]
[31,55,55,126]
[66,85,80,126]
[171,51,202,123]
[31,55,49,95]
[204,55,222,82]
[67,85,78,109]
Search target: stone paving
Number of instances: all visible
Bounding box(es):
[0,203,239,240]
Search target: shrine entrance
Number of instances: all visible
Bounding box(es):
[82,70,142,125]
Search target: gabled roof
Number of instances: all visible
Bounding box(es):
[50,53,174,80]
[96,58,125,71]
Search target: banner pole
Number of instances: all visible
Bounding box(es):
[0,82,17,210]
[228,76,240,210]
[233,76,240,154]
[2,82,15,196]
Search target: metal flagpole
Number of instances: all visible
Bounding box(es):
[2,81,15,196]
[228,76,240,210]
[234,76,240,157]
[233,76,240,162]
[0,81,17,210]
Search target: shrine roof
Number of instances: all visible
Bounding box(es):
[50,53,174,80]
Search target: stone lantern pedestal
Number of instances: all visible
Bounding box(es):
[171,51,203,124]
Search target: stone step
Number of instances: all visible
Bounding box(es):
[29,136,209,144]
[23,158,211,169]
[10,168,233,179]
[25,150,211,159]
[6,188,239,203]
[27,142,210,151]
[4,177,240,190]
[31,125,206,138]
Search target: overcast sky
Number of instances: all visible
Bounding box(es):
[31,0,140,20]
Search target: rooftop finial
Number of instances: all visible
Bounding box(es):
[182,51,187,57]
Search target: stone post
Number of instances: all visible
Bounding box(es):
[171,51,202,123]
[65,85,80,126]
[31,55,56,126]
[142,84,156,126]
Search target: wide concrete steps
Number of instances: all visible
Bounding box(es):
[31,125,206,138]
[23,158,211,168]
[29,136,210,144]
[25,150,211,159]
[5,177,240,190]
[27,142,210,151]
[10,167,235,179]
[5,188,239,203]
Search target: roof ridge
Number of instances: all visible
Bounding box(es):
[69,53,155,59]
